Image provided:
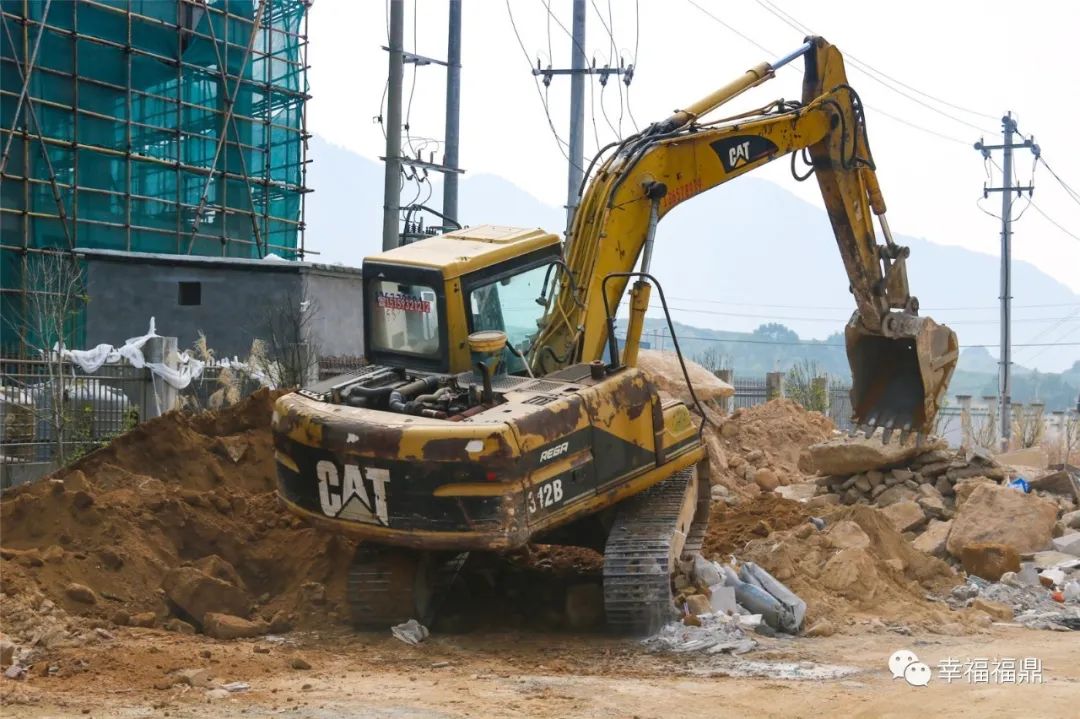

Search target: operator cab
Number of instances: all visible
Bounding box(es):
[362,226,564,375]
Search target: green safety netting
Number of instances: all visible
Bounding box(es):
[1,0,308,349]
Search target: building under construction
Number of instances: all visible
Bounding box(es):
[0,0,310,349]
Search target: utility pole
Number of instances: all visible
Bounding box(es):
[532,1,633,239]
[974,112,1038,450]
[442,0,462,226]
[380,2,465,247]
[566,0,586,236]
[382,0,405,251]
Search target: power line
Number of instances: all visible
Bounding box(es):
[654,303,1080,325]
[630,330,1080,350]
[665,295,1080,312]
[1030,200,1080,242]
[1039,156,1080,206]
[755,0,997,127]
[506,0,576,166]
[683,0,971,146]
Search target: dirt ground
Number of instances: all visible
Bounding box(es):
[2,624,1077,718]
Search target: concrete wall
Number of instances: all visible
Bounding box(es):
[302,269,365,357]
[83,254,365,361]
[84,256,302,358]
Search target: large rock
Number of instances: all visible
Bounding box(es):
[881,500,927,533]
[960,542,1020,581]
[826,520,871,550]
[801,434,944,476]
[636,350,734,404]
[874,485,917,508]
[163,567,252,626]
[193,555,248,592]
[203,613,268,640]
[912,520,952,557]
[946,484,1058,558]
[753,467,780,492]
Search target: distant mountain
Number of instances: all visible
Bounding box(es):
[304,136,1080,373]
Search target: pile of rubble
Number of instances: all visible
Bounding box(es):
[797,432,1080,630]
[0,389,359,668]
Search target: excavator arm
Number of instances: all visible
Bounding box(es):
[529,37,958,440]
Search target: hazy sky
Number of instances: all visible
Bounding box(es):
[306,0,1080,349]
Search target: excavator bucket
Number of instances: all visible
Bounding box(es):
[845,313,958,442]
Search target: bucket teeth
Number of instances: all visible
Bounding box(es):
[863,424,876,439]
[899,429,911,445]
[882,428,894,444]
[849,424,861,438]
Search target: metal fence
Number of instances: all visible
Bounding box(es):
[728,371,855,430]
[828,381,854,431]
[1,357,148,468]
[732,375,768,410]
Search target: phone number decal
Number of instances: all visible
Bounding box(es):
[377,292,431,313]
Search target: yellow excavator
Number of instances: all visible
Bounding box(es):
[272,37,958,634]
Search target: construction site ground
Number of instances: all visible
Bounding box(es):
[3,391,1078,717]
[3,625,1078,718]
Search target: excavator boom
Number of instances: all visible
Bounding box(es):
[529,37,958,440]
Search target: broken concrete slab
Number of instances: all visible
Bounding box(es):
[912,519,952,558]
[800,434,945,476]
[1031,550,1080,571]
[946,483,1059,558]
[1051,533,1080,557]
[1028,469,1080,502]
[881,500,927,533]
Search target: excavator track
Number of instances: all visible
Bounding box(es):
[602,465,710,636]
[347,545,468,629]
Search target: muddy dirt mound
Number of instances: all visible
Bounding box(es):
[702,494,811,558]
[736,505,973,631]
[705,399,835,496]
[0,390,357,645]
[60,388,281,495]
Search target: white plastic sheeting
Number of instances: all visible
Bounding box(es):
[56,318,206,390]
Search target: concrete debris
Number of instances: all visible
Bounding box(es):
[800,433,946,476]
[4,664,27,680]
[391,619,429,646]
[1051,533,1080,557]
[643,612,756,655]
[947,484,1058,558]
[958,574,1080,631]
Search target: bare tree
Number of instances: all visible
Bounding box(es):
[785,359,828,413]
[1012,403,1046,449]
[2,252,88,464]
[968,401,999,451]
[250,289,320,389]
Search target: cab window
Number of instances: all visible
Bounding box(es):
[468,263,552,373]
[366,279,441,359]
